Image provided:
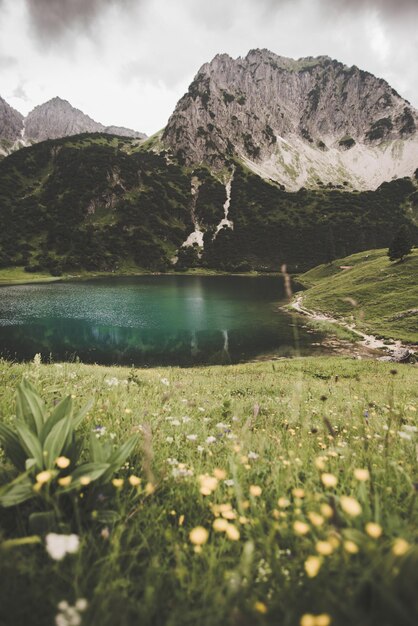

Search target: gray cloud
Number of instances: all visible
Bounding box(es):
[24,0,137,40]
[0,54,17,69]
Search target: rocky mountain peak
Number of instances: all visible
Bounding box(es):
[162,50,418,190]
[0,94,146,153]
[0,96,24,150]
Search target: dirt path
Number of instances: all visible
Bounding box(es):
[291,294,415,358]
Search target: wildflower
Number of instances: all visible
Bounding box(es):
[166,436,174,443]
[398,431,412,441]
[112,478,124,489]
[294,521,310,536]
[315,456,327,471]
[392,538,410,556]
[189,526,209,546]
[308,512,325,527]
[292,488,305,499]
[213,518,229,532]
[46,533,79,561]
[128,475,141,487]
[249,485,262,497]
[354,468,370,481]
[145,482,155,495]
[304,556,322,578]
[340,496,362,517]
[33,353,41,367]
[316,616,332,626]
[365,522,382,539]
[315,541,334,556]
[254,601,268,614]
[198,474,218,496]
[56,456,71,469]
[105,377,119,387]
[225,524,240,541]
[402,425,418,433]
[320,503,334,519]
[36,470,53,485]
[321,473,338,488]
[344,540,359,554]
[278,497,291,508]
[160,378,170,386]
[58,476,72,487]
[186,434,198,441]
[79,476,91,486]
[248,451,259,460]
[213,468,227,480]
[224,479,235,487]
[206,436,217,444]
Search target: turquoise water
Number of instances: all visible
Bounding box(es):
[0,275,326,366]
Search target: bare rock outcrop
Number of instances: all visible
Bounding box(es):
[162,49,418,190]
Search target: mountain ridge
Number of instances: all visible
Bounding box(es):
[162,49,418,190]
[0,96,146,156]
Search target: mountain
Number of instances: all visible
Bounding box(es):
[162,49,418,190]
[0,96,146,155]
[0,96,24,154]
[0,133,416,275]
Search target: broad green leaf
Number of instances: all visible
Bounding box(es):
[60,462,110,492]
[43,414,73,469]
[93,510,121,524]
[89,432,107,463]
[0,422,27,470]
[40,395,73,444]
[28,511,57,534]
[16,380,45,434]
[0,478,34,508]
[101,434,140,482]
[15,423,44,469]
[73,398,94,429]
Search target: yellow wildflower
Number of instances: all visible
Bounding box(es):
[80,476,91,486]
[128,475,141,487]
[278,497,291,508]
[392,538,410,556]
[213,468,226,480]
[58,476,72,487]
[213,518,229,532]
[321,473,338,488]
[112,478,124,489]
[340,496,362,517]
[189,526,209,546]
[320,503,334,519]
[36,470,53,484]
[225,524,240,541]
[315,541,334,556]
[308,512,325,527]
[249,485,262,497]
[365,522,382,539]
[344,540,359,554]
[254,601,268,614]
[354,468,370,482]
[294,521,310,536]
[55,456,70,469]
[304,556,322,578]
[292,488,305,499]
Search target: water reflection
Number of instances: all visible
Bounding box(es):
[0,276,328,366]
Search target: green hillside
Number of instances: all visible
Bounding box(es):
[0,133,417,274]
[299,249,418,343]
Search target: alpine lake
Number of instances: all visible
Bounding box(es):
[0,275,331,366]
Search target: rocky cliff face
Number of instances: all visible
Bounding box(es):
[0,96,24,152]
[0,96,146,155]
[162,49,418,190]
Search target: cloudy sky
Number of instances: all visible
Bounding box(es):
[0,0,417,135]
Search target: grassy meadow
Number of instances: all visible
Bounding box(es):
[299,249,418,343]
[1,357,418,626]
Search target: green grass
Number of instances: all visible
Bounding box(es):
[299,249,418,343]
[0,267,62,285]
[1,357,418,626]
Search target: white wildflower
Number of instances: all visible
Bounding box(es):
[160,378,170,386]
[206,436,217,444]
[104,377,119,387]
[46,533,80,561]
[186,434,198,441]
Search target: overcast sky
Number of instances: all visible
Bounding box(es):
[0,0,417,135]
